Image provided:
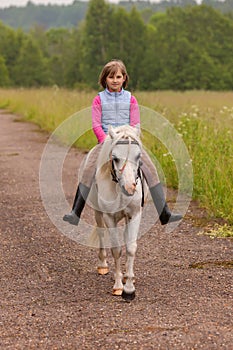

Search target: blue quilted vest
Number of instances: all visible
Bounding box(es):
[98,88,131,134]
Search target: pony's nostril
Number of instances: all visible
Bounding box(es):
[129,184,136,194]
[123,184,135,196]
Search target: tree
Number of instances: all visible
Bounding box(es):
[140,5,233,90]
[64,26,84,87]
[80,0,113,88]
[0,22,26,85]
[0,55,10,86]
[123,7,147,89]
[45,27,73,86]
[80,2,147,89]
[14,36,49,86]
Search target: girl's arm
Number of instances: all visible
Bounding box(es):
[92,95,107,144]
[130,95,140,128]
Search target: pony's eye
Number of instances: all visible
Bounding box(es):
[112,155,120,163]
[135,154,141,162]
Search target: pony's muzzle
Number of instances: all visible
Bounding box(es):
[121,183,136,196]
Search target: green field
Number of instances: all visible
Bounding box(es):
[0,88,232,233]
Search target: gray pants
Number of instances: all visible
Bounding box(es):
[79,144,160,188]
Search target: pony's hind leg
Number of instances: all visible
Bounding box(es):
[98,247,109,275]
[95,211,109,275]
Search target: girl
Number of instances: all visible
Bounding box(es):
[63,59,182,226]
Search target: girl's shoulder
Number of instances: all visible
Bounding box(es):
[92,95,101,105]
[124,89,137,103]
[130,95,138,104]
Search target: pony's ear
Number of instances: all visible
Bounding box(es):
[108,125,117,139]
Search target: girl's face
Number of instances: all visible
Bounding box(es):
[106,69,125,92]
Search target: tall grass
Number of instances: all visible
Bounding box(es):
[0,88,232,224]
[176,112,232,222]
[0,87,97,149]
[137,91,233,223]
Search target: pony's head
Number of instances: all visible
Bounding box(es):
[97,125,142,196]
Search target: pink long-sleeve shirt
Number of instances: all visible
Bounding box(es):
[92,94,140,143]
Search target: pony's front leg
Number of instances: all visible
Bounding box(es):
[124,240,137,296]
[105,216,123,296]
[111,245,123,296]
[123,213,141,297]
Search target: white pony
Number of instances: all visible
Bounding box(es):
[89,125,148,299]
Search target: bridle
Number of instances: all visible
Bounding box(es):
[110,139,139,182]
[109,139,145,206]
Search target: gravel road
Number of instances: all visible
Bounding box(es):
[0,110,232,350]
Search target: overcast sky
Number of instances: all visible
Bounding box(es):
[0,0,158,8]
[0,0,79,7]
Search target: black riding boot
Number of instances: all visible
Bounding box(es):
[150,183,182,225]
[63,183,90,226]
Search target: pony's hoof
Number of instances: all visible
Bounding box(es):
[121,290,136,301]
[112,288,123,296]
[97,266,109,275]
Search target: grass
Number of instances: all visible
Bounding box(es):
[137,91,233,224]
[0,88,232,226]
[198,223,233,239]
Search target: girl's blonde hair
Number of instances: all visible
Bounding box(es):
[98,59,129,89]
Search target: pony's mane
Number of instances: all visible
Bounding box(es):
[97,125,142,168]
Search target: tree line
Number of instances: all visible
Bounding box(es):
[0,0,232,31]
[0,0,233,90]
